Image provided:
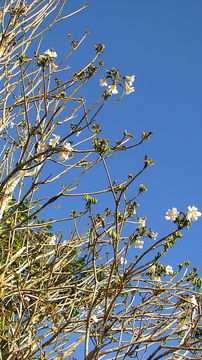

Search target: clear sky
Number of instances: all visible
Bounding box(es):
[43,0,202,273]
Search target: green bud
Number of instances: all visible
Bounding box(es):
[144,155,154,167]
[124,130,134,138]
[71,40,79,49]
[92,124,101,134]
[107,230,118,241]
[95,43,105,55]
[37,55,49,68]
[175,231,183,238]
[99,60,104,66]
[115,184,126,191]
[18,53,28,64]
[84,195,97,210]
[142,131,153,140]
[93,137,111,155]
[87,65,98,76]
[139,184,148,193]
[102,89,112,100]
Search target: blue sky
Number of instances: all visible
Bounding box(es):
[43,0,202,272]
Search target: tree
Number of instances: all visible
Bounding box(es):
[0,1,201,359]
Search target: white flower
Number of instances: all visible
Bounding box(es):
[63,142,73,152]
[100,78,108,87]
[138,217,146,228]
[165,265,173,275]
[125,75,135,86]
[186,206,201,222]
[108,84,118,94]
[38,141,46,151]
[35,142,46,162]
[150,232,158,240]
[165,207,179,221]
[91,315,99,323]
[10,121,14,128]
[49,235,57,245]
[190,295,197,307]
[49,134,60,147]
[120,256,127,265]
[59,152,70,161]
[124,81,135,95]
[135,239,144,249]
[153,276,161,282]
[24,296,30,302]
[44,49,57,58]
[59,142,73,161]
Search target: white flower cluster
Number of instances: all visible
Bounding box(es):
[165,265,173,275]
[165,206,201,222]
[59,142,73,161]
[36,49,58,70]
[49,134,60,147]
[48,134,74,161]
[91,306,104,324]
[49,235,57,245]
[124,75,135,94]
[44,49,57,58]
[120,256,127,265]
[135,239,144,249]
[100,74,135,95]
[149,263,173,283]
[138,217,146,228]
[100,80,119,94]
